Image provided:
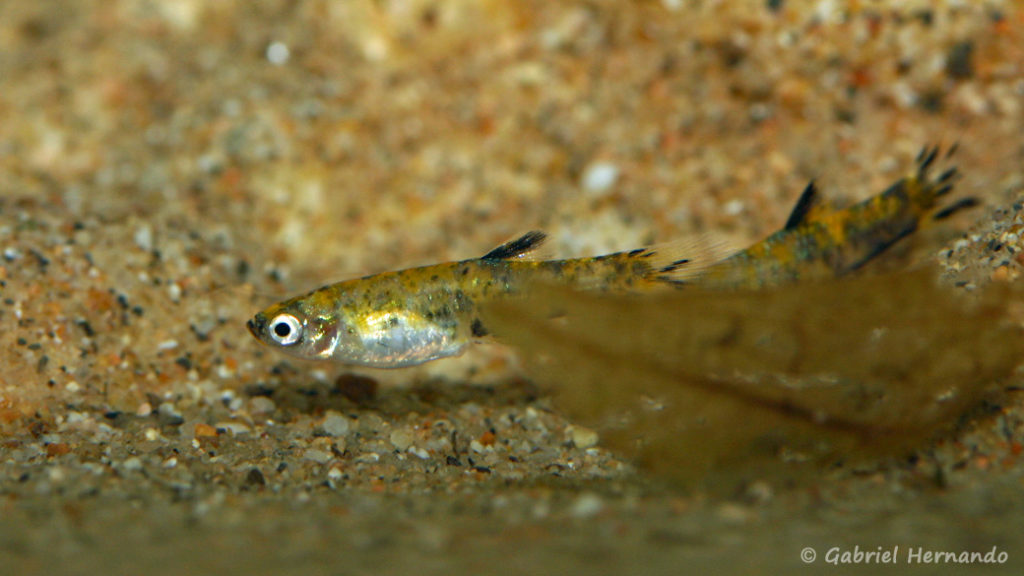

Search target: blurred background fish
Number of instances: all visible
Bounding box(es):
[480,270,1023,489]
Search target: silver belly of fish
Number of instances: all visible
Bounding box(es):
[342,311,462,368]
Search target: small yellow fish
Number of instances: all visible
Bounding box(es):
[248,145,971,367]
[246,232,717,367]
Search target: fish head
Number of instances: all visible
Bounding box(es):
[247,297,343,361]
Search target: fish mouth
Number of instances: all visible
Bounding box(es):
[246,314,265,339]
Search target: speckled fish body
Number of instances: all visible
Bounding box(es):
[248,145,970,367]
[247,236,698,367]
[697,145,968,289]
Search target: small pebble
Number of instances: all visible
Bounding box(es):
[723,199,745,216]
[355,452,380,464]
[3,247,21,261]
[581,161,620,195]
[215,422,252,435]
[303,449,333,464]
[570,492,604,519]
[390,428,415,451]
[194,423,218,438]
[157,339,179,351]
[249,397,276,415]
[48,466,66,482]
[568,425,599,449]
[158,403,185,426]
[134,224,153,252]
[266,41,290,65]
[321,411,350,437]
[246,468,266,486]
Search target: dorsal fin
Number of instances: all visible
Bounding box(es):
[481,231,549,261]
[641,234,734,285]
[784,180,819,230]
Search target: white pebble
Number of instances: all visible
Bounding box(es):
[581,161,620,194]
[568,425,599,449]
[134,224,153,252]
[303,448,332,464]
[723,199,745,216]
[355,452,380,464]
[321,411,350,437]
[390,428,415,451]
[249,397,276,415]
[157,339,179,351]
[48,467,66,482]
[570,492,604,519]
[266,41,290,65]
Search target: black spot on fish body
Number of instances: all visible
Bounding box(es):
[658,258,692,274]
[471,318,488,337]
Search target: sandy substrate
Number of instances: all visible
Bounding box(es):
[2,1,1023,574]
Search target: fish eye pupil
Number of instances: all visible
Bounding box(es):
[274,322,290,337]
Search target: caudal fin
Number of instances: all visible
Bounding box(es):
[898,143,976,220]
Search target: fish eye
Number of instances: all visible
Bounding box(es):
[269,313,302,346]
